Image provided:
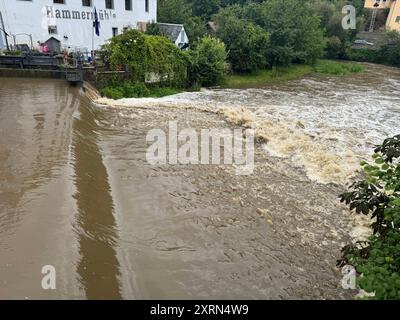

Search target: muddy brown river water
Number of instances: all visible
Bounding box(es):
[0,64,399,299]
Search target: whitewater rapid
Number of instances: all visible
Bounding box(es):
[96,63,400,185]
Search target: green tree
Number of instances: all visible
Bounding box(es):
[185,16,208,47]
[145,21,163,36]
[214,6,270,72]
[380,31,400,67]
[190,0,220,20]
[253,0,325,65]
[189,36,228,86]
[157,0,207,47]
[311,0,365,58]
[157,0,192,24]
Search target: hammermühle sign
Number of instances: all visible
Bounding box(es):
[46,5,116,21]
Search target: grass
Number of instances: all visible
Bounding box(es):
[221,60,365,89]
[313,59,364,75]
[221,64,313,88]
[100,83,182,99]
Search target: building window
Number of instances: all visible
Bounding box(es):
[145,0,149,13]
[48,25,58,35]
[396,16,400,23]
[105,0,114,9]
[82,0,92,7]
[53,0,65,4]
[112,28,118,37]
[125,0,132,11]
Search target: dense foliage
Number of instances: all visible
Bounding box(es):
[157,0,208,46]
[159,0,326,70]
[101,29,188,88]
[339,135,400,299]
[309,0,365,59]
[100,0,399,97]
[347,31,400,67]
[157,0,400,70]
[100,28,228,95]
[188,36,228,86]
[378,31,400,68]
[213,6,270,72]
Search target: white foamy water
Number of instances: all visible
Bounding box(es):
[96,63,400,185]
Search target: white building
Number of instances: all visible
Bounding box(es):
[0,0,157,52]
[157,23,189,50]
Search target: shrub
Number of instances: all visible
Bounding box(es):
[145,21,163,36]
[144,35,189,87]
[148,87,181,97]
[122,82,150,97]
[339,135,400,299]
[100,82,181,99]
[100,29,188,88]
[189,36,228,87]
[314,60,364,75]
[346,48,379,63]
[326,36,344,59]
[344,230,400,300]
[100,87,124,100]
[346,31,400,68]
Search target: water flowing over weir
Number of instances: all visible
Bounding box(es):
[71,101,122,299]
[97,63,400,185]
[0,63,399,299]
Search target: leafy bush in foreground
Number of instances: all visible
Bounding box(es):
[339,135,400,299]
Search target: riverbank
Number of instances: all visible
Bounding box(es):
[98,60,365,99]
[221,65,313,88]
[221,60,364,89]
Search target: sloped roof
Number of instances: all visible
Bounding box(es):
[157,23,184,42]
[45,37,61,44]
[207,21,217,32]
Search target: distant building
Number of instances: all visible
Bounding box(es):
[0,0,157,52]
[157,23,189,50]
[365,0,400,31]
[206,21,217,33]
[45,37,61,53]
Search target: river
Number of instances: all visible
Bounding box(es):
[0,63,399,299]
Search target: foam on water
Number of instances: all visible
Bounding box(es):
[95,64,400,185]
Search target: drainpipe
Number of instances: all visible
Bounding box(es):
[0,11,10,51]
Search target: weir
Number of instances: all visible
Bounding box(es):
[0,54,85,84]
